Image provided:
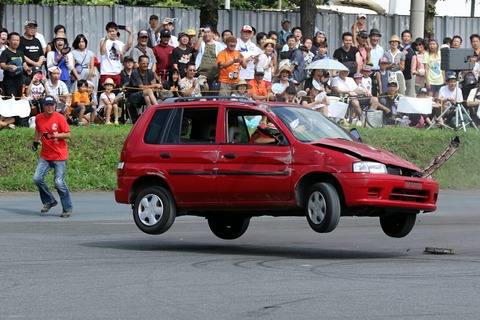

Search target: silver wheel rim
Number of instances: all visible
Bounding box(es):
[308,191,326,225]
[138,193,164,226]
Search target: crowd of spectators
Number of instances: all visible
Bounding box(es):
[1,13,480,129]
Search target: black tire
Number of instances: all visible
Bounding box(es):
[133,186,176,235]
[380,213,416,238]
[305,182,341,233]
[207,216,250,240]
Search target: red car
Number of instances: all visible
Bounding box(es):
[115,98,439,239]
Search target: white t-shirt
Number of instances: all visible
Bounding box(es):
[331,76,357,93]
[439,85,463,103]
[256,53,273,82]
[100,39,125,75]
[98,92,116,111]
[361,77,372,94]
[46,79,69,101]
[236,38,260,80]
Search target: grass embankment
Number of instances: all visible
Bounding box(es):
[0,125,478,191]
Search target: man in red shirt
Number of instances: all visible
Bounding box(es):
[152,29,174,82]
[32,95,73,218]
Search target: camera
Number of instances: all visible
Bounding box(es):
[228,70,238,80]
[118,25,126,30]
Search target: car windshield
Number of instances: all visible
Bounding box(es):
[271,106,354,142]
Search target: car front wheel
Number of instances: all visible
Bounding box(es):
[207,216,250,240]
[305,182,341,233]
[133,187,176,235]
[380,213,416,238]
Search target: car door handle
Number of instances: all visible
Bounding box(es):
[160,153,171,159]
[223,153,236,159]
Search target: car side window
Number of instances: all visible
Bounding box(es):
[226,109,264,144]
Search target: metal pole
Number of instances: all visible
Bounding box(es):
[471,0,475,17]
[410,0,425,38]
[225,0,230,10]
[278,0,282,10]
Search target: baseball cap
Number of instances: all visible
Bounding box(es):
[138,30,149,37]
[379,57,389,64]
[185,29,197,36]
[160,29,171,37]
[361,65,372,72]
[123,56,134,63]
[446,72,457,81]
[149,14,159,20]
[353,73,363,79]
[358,13,367,19]
[32,66,42,74]
[418,87,428,95]
[24,19,37,27]
[281,18,291,25]
[387,80,398,86]
[358,30,369,38]
[42,95,57,105]
[242,25,253,32]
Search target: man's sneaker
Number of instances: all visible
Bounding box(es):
[60,210,72,218]
[114,121,119,126]
[41,200,58,213]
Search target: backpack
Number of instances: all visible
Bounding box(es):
[462,71,477,90]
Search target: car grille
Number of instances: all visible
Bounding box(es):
[389,188,429,203]
[387,166,417,177]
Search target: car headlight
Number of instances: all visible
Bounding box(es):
[353,161,387,174]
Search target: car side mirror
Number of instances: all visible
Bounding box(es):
[349,128,362,142]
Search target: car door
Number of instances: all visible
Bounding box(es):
[142,106,220,205]
[215,108,293,203]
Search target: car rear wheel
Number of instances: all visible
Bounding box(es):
[133,187,176,235]
[380,213,416,238]
[207,216,250,240]
[305,182,341,233]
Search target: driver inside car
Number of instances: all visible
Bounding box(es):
[249,116,280,144]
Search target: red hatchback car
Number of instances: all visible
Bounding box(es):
[115,98,439,239]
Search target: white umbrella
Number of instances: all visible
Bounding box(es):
[306,58,349,71]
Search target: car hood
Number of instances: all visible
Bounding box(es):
[313,138,420,171]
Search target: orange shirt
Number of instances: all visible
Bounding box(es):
[217,49,242,84]
[71,91,90,114]
[248,79,268,97]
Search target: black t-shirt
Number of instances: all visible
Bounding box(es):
[333,46,358,63]
[0,48,25,81]
[171,46,194,78]
[400,45,416,80]
[130,68,156,87]
[19,36,43,64]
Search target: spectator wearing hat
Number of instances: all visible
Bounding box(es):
[248,70,275,101]
[356,30,371,72]
[194,26,224,94]
[147,15,160,48]
[333,32,360,78]
[412,37,427,93]
[277,18,292,52]
[301,79,329,116]
[236,25,261,81]
[375,57,389,95]
[377,80,402,125]
[423,38,444,100]
[399,30,417,97]
[171,31,194,78]
[312,30,327,53]
[25,67,49,115]
[32,94,73,218]
[153,29,175,83]
[256,39,277,86]
[274,65,296,101]
[46,33,76,92]
[439,72,463,110]
[352,13,368,47]
[98,77,121,125]
[383,35,406,95]
[45,25,68,56]
[369,29,384,71]
[45,66,71,116]
[217,35,246,96]
[185,29,197,48]
[231,78,252,99]
[99,21,133,87]
[131,30,157,72]
[20,19,45,84]
[155,17,179,47]
[0,32,32,98]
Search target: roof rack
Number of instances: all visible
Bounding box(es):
[163,96,256,103]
